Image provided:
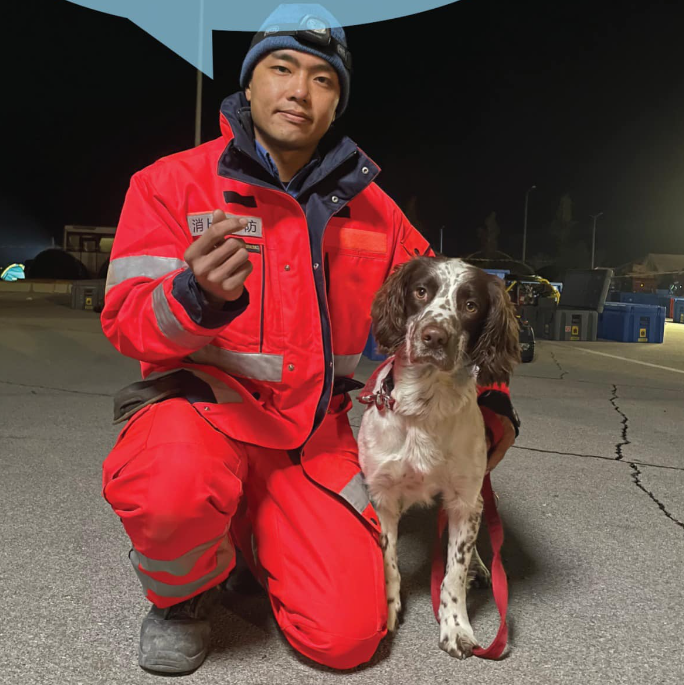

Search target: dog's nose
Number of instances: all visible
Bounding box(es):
[421,325,448,349]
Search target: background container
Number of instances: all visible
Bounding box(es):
[598,303,665,343]
[558,269,612,312]
[522,299,557,340]
[673,298,684,324]
[617,292,660,306]
[70,279,105,311]
[551,309,598,341]
[363,329,387,361]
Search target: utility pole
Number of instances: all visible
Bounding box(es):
[590,212,604,269]
[194,69,203,147]
[522,185,536,263]
[194,0,205,147]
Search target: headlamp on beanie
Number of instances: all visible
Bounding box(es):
[250,14,352,72]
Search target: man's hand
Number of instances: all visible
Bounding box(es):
[485,415,516,473]
[184,209,253,307]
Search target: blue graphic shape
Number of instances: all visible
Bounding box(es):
[1,264,26,282]
[65,1,461,78]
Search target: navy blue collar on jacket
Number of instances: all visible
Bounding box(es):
[254,139,321,200]
[217,92,379,201]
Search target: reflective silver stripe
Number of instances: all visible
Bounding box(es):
[152,281,215,349]
[131,531,227,576]
[144,369,243,404]
[130,536,234,599]
[186,369,243,404]
[189,345,284,383]
[333,353,362,378]
[105,255,186,292]
[339,472,371,514]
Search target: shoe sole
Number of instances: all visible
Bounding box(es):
[138,647,208,675]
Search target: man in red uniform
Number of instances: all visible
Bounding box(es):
[101,3,519,675]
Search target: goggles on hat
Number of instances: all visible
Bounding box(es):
[249,14,352,72]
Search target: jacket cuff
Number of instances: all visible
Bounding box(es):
[171,269,249,329]
[478,389,520,437]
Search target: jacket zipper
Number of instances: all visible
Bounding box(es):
[222,148,379,445]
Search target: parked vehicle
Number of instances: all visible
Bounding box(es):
[518,317,535,363]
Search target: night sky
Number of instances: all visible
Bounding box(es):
[3,0,684,270]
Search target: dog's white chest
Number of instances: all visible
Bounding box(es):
[399,465,426,489]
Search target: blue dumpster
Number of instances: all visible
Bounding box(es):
[618,292,660,306]
[598,303,665,343]
[363,329,387,361]
[673,298,684,324]
[482,269,509,280]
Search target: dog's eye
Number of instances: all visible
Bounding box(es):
[415,287,428,300]
[465,300,479,313]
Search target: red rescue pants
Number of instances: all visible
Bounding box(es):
[102,398,387,669]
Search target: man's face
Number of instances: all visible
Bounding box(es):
[245,49,340,153]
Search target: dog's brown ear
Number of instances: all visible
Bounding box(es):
[471,275,521,385]
[371,260,416,354]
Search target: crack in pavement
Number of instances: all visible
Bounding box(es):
[609,384,630,460]
[629,462,684,530]
[549,349,568,380]
[512,445,684,472]
[0,379,112,398]
[609,383,683,530]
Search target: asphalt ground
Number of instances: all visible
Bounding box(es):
[1,292,682,684]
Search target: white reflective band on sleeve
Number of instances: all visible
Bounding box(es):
[189,345,284,383]
[339,472,371,515]
[333,353,362,377]
[152,281,216,349]
[130,536,234,599]
[105,255,187,292]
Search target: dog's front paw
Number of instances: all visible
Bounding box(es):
[439,625,478,659]
[386,594,402,632]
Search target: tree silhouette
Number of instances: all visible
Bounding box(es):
[477,211,500,259]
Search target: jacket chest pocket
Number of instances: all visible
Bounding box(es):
[324,221,388,260]
[324,241,391,355]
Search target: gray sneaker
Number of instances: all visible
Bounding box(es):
[138,590,215,675]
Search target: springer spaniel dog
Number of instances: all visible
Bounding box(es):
[358,256,520,658]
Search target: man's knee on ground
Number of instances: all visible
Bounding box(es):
[110,447,243,545]
[279,605,387,670]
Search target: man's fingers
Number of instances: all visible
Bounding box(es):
[485,417,516,473]
[486,443,507,473]
[487,433,515,472]
[205,245,251,285]
[193,236,246,277]
[220,260,253,296]
[185,213,248,261]
[212,209,226,224]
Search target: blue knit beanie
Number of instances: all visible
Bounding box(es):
[240,4,351,116]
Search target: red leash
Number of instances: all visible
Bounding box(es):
[431,474,509,659]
